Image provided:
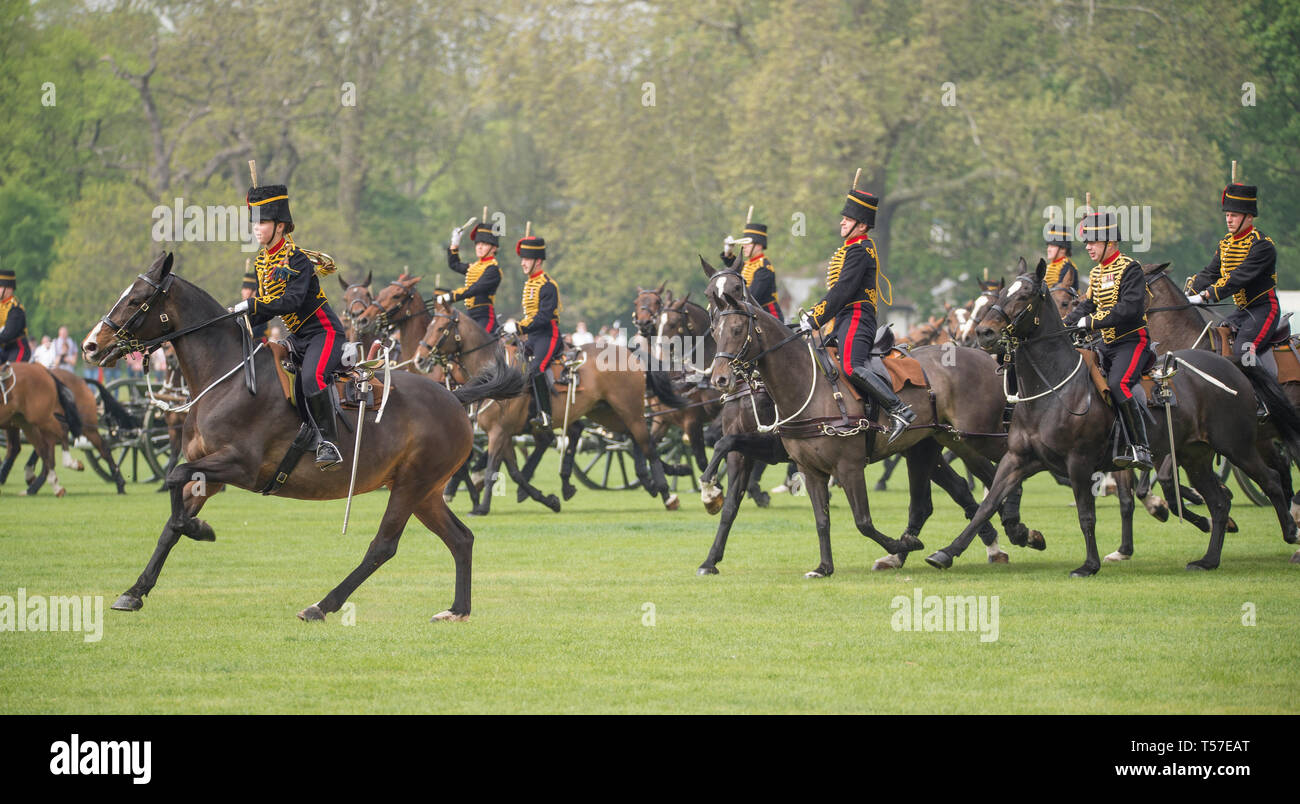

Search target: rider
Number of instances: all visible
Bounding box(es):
[502,235,560,430]
[0,269,32,364]
[722,222,783,321]
[231,183,344,471]
[1044,224,1079,291]
[1063,210,1154,470]
[439,219,502,334]
[800,188,915,443]
[1185,182,1279,368]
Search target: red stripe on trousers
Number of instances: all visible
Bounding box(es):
[841,305,863,373]
[314,307,337,391]
[538,322,559,371]
[765,303,779,318]
[487,305,496,333]
[14,340,27,362]
[1251,290,1278,352]
[1119,329,1148,400]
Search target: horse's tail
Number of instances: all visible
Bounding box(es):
[84,377,140,430]
[1243,365,1300,461]
[453,353,526,405]
[50,376,83,440]
[646,369,690,409]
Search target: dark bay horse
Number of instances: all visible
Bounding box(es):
[83,253,516,621]
[703,263,1037,577]
[415,298,687,515]
[930,257,1300,574]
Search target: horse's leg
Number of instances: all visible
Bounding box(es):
[698,451,753,575]
[926,450,1042,568]
[87,429,127,494]
[111,475,224,611]
[747,460,771,508]
[948,442,1043,551]
[627,432,674,507]
[1183,455,1233,571]
[802,466,835,578]
[1104,469,1138,562]
[558,420,583,501]
[873,453,901,491]
[1223,442,1298,551]
[935,455,1011,563]
[411,492,474,620]
[837,455,924,560]
[470,429,510,516]
[505,433,561,513]
[1066,456,1103,578]
[688,413,709,473]
[299,482,421,621]
[515,429,553,500]
[0,427,20,484]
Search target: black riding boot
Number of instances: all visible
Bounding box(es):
[1115,396,1153,471]
[848,366,916,443]
[529,371,552,430]
[305,388,344,471]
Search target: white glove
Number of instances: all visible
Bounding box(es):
[1075,316,1089,329]
[723,235,735,255]
[229,299,250,314]
[450,226,462,249]
[799,313,813,333]
[503,320,518,335]
[436,293,452,305]
[1186,294,1204,305]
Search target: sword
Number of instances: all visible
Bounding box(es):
[1164,396,1182,523]
[376,342,394,423]
[342,397,366,535]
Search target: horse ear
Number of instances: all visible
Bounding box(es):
[656,280,666,295]
[1034,258,1048,282]
[1016,257,1028,274]
[364,269,372,288]
[338,274,349,292]
[699,255,715,278]
[159,252,174,278]
[998,277,1005,289]
[407,275,423,286]
[682,292,691,307]
[664,288,675,304]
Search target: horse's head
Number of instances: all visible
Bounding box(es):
[362,274,422,332]
[702,257,754,393]
[634,281,666,338]
[339,270,375,336]
[974,258,1047,351]
[83,252,182,367]
[1049,283,1081,320]
[415,299,461,374]
[960,277,1004,345]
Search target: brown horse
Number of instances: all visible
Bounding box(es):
[0,363,68,496]
[703,261,1038,577]
[414,298,687,515]
[82,252,518,621]
[337,270,377,349]
[356,273,436,372]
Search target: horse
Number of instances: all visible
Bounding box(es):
[356,273,435,372]
[337,270,378,352]
[926,257,1300,574]
[414,297,688,515]
[82,252,522,621]
[702,260,1039,577]
[0,363,69,496]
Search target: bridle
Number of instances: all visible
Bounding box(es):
[416,307,500,376]
[984,276,1090,414]
[372,281,425,332]
[635,290,663,337]
[342,284,375,334]
[711,274,803,377]
[101,271,177,355]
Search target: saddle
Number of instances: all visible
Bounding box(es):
[267,340,388,412]
[822,325,928,404]
[547,346,585,392]
[1078,348,1168,409]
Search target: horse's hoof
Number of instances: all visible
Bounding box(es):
[468,507,488,517]
[1069,565,1099,578]
[804,565,832,579]
[54,487,66,498]
[1290,550,1300,564]
[925,551,952,570]
[1226,518,1238,533]
[544,495,561,513]
[1104,550,1131,562]
[872,554,904,571]
[111,593,143,612]
[1185,560,1218,571]
[184,519,215,542]
[987,551,1010,564]
[664,493,679,511]
[516,487,528,503]
[696,566,719,576]
[562,484,577,501]
[430,610,469,622]
[897,533,924,554]
[873,481,887,492]
[116,486,127,495]
[297,604,326,621]
[1284,528,1299,546]
[751,491,770,508]
[701,485,723,515]
[1146,498,1169,522]
[1026,530,1046,551]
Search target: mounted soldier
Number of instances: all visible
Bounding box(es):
[722,221,783,321]
[0,269,33,364]
[799,186,914,442]
[1185,182,1280,369]
[229,183,344,470]
[502,234,560,430]
[1044,223,1079,291]
[439,218,502,334]
[1063,210,1154,470]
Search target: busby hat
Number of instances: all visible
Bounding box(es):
[0,269,15,289]
[1045,223,1071,248]
[242,271,257,291]
[247,184,293,233]
[516,236,546,261]
[841,189,878,227]
[471,223,499,248]
[1221,183,1258,217]
[735,222,768,249]
[1077,211,1120,243]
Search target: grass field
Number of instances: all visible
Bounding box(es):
[2,447,1297,714]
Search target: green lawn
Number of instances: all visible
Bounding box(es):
[1,448,1297,714]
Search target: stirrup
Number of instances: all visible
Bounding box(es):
[885,406,916,444]
[316,441,343,471]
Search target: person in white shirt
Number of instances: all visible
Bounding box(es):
[571,321,594,347]
[33,335,57,368]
